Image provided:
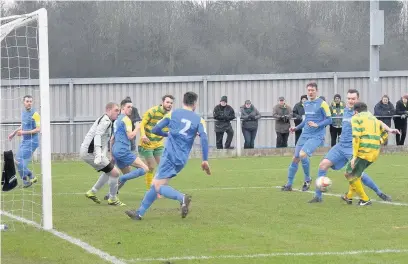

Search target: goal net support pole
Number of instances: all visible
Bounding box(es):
[1,8,52,230]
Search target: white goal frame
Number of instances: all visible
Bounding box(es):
[1,8,52,230]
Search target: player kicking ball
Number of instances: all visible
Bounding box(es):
[125,91,211,220]
[81,102,126,206]
[281,82,332,192]
[341,102,389,206]
[308,89,398,203]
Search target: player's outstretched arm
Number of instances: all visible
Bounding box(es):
[378,119,400,135]
[198,119,211,175]
[93,117,111,164]
[8,125,22,140]
[152,116,170,137]
[293,118,306,132]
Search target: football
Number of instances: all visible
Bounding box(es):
[315,176,332,192]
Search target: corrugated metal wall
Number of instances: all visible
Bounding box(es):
[1,71,407,154]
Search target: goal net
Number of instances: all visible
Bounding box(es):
[1,8,52,230]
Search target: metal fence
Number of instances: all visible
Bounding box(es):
[1,71,407,154]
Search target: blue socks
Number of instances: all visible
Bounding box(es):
[158,185,184,202]
[315,168,327,199]
[361,172,382,195]
[287,162,299,186]
[119,168,146,183]
[301,157,311,182]
[137,185,157,216]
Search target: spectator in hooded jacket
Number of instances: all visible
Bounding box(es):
[394,94,408,145]
[213,96,235,149]
[273,97,293,148]
[240,100,261,149]
[374,95,395,145]
[329,94,345,146]
[292,95,308,145]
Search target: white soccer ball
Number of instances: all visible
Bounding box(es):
[315,176,332,192]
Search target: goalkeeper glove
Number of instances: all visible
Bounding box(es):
[94,154,102,165]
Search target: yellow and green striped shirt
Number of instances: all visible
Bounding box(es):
[351,111,388,162]
[139,105,169,149]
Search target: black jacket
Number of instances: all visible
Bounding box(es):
[240,105,261,130]
[130,107,141,130]
[374,101,395,127]
[292,102,305,126]
[213,104,235,132]
[394,99,408,127]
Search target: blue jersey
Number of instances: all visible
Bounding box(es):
[152,108,209,166]
[21,108,40,143]
[338,107,354,146]
[113,114,133,150]
[296,98,332,138]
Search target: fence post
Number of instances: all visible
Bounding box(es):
[333,72,338,95]
[236,112,242,157]
[203,77,208,120]
[68,80,74,154]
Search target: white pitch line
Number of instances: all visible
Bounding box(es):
[274,186,408,206]
[3,186,408,206]
[125,249,408,263]
[1,211,127,264]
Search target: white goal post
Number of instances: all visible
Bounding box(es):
[1,8,52,230]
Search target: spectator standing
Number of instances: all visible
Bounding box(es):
[394,94,408,145]
[329,94,345,146]
[240,100,261,149]
[273,97,293,148]
[213,96,235,149]
[292,95,307,145]
[374,95,395,145]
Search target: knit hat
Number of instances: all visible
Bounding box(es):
[278,96,285,101]
[220,96,228,103]
[245,100,251,104]
[334,94,341,100]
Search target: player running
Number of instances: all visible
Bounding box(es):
[281,82,332,192]
[341,102,389,206]
[139,95,174,191]
[109,98,149,194]
[81,102,126,206]
[125,91,211,220]
[308,89,397,203]
[8,95,41,188]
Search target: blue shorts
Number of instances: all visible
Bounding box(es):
[112,145,136,169]
[154,156,185,180]
[17,140,38,160]
[294,136,324,158]
[324,143,352,170]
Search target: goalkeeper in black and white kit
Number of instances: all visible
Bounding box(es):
[80,102,125,206]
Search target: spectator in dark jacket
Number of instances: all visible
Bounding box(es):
[213,96,235,149]
[374,95,395,145]
[394,94,408,145]
[124,96,142,151]
[273,97,293,148]
[240,100,261,149]
[292,95,307,145]
[329,94,345,146]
